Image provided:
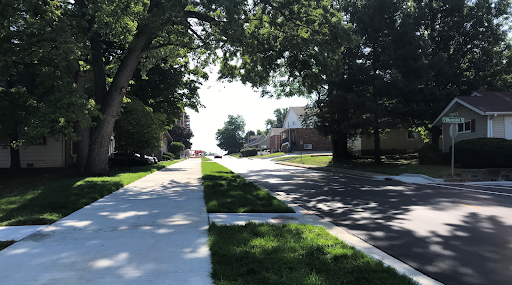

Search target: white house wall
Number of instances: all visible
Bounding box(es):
[0,136,65,168]
[283,110,302,129]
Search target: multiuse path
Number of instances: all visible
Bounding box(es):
[0,159,212,285]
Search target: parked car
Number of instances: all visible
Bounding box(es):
[109,153,152,166]
[214,154,222,158]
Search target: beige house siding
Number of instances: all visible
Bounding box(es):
[441,106,487,152]
[492,116,505,138]
[0,135,66,168]
[361,129,425,152]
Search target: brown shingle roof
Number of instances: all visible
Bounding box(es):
[290,107,305,116]
[459,91,512,113]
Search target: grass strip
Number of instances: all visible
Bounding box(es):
[202,157,212,161]
[275,155,464,178]
[201,161,294,213]
[209,222,418,285]
[0,160,182,226]
[0,240,15,251]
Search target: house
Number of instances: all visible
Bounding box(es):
[1,135,116,168]
[244,134,270,149]
[358,129,426,155]
[432,91,512,152]
[156,131,172,160]
[269,128,284,152]
[279,107,332,152]
[0,135,75,168]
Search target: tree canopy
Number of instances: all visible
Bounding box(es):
[265,108,288,134]
[216,115,245,154]
[168,124,194,150]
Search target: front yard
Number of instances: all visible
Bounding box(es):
[274,155,465,178]
[0,160,182,226]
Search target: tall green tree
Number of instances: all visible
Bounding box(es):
[264,108,288,134]
[216,115,245,154]
[168,124,193,150]
[113,97,167,156]
[0,0,92,169]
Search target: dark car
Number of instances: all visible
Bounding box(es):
[214,154,222,158]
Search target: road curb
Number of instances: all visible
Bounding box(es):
[236,173,444,285]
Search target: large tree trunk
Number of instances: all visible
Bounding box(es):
[81,24,154,176]
[331,132,350,162]
[75,124,90,174]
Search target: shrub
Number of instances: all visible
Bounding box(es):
[454,138,512,168]
[418,144,448,165]
[240,148,258,157]
[168,142,185,157]
[163,152,175,160]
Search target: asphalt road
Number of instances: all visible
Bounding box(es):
[215,156,512,285]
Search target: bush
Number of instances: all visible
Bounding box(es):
[454,138,512,168]
[168,142,185,157]
[163,152,175,160]
[240,148,258,157]
[418,144,448,165]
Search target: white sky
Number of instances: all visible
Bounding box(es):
[186,74,310,154]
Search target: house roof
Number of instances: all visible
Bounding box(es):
[433,91,512,125]
[246,134,268,147]
[459,91,512,113]
[290,107,305,116]
[270,128,284,136]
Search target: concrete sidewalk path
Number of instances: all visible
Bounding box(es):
[0,159,212,285]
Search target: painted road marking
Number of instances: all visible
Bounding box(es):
[432,184,512,197]
[462,204,482,209]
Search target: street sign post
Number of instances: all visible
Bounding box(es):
[449,124,458,178]
[300,140,303,163]
[443,117,463,178]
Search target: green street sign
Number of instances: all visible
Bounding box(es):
[442,117,464,123]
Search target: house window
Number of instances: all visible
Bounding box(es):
[457,120,474,133]
[407,130,418,140]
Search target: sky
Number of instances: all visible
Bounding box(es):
[185,74,310,154]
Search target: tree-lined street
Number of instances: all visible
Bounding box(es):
[216,156,512,285]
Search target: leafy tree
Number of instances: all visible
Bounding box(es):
[113,97,167,156]
[264,108,288,134]
[0,0,93,169]
[245,130,256,143]
[216,115,245,154]
[128,65,204,126]
[168,124,194,150]
[169,142,185,157]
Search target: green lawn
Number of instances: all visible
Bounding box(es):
[209,222,418,285]
[275,155,464,178]
[0,160,183,226]
[201,161,294,213]
[201,157,212,161]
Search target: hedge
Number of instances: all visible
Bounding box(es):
[454,138,512,168]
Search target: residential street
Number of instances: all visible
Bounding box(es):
[215,156,512,285]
